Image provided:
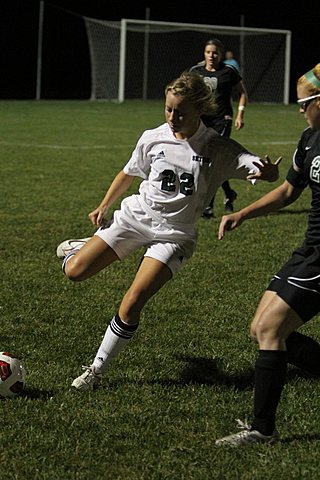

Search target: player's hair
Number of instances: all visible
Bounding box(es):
[298,63,320,96]
[165,72,216,115]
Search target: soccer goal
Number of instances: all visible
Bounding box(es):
[84,18,291,104]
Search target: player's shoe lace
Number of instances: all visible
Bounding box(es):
[56,238,91,259]
[215,419,280,446]
[71,365,102,391]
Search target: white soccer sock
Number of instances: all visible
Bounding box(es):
[92,314,138,374]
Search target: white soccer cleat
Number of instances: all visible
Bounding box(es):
[71,366,102,391]
[215,419,279,447]
[56,238,91,259]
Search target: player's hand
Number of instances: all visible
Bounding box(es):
[235,116,244,130]
[218,212,244,240]
[88,205,108,226]
[247,155,282,182]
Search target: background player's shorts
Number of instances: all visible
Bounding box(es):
[267,244,320,322]
[94,195,197,277]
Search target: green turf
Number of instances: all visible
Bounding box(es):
[1,100,319,479]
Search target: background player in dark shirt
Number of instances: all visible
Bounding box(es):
[216,63,320,446]
[190,38,248,216]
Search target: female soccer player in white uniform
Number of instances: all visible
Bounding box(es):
[57,72,280,391]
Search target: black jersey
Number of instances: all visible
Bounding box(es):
[189,62,242,127]
[286,127,320,245]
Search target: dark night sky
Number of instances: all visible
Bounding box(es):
[1,0,318,101]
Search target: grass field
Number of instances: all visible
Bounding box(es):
[1,100,320,479]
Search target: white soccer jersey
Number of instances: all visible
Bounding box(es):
[123,121,260,225]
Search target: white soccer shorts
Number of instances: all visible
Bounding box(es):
[94,195,197,277]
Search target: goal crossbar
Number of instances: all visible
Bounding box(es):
[84,17,291,104]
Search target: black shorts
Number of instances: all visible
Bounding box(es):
[267,244,320,322]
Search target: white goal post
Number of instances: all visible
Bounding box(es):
[84,17,291,104]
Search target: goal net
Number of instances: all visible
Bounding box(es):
[84,18,291,104]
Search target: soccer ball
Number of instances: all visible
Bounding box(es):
[0,352,26,398]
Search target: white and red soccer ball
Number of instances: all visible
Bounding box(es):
[0,352,26,398]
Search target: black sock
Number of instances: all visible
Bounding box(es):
[251,350,287,436]
[208,195,215,208]
[286,331,320,376]
[222,181,232,197]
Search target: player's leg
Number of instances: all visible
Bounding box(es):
[72,257,172,390]
[93,257,171,371]
[202,195,215,218]
[59,205,143,281]
[218,118,237,212]
[253,251,320,376]
[250,290,277,342]
[216,248,320,446]
[63,236,119,281]
[118,256,172,324]
[216,297,301,446]
[217,249,320,445]
[222,181,237,212]
[285,330,320,376]
[250,296,302,435]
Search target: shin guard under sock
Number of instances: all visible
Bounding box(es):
[92,314,138,374]
[251,349,287,436]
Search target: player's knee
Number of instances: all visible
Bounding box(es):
[64,257,86,282]
[254,315,281,344]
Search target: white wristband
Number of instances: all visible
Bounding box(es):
[238,105,245,111]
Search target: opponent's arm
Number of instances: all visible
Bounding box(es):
[88,170,136,226]
[218,180,303,239]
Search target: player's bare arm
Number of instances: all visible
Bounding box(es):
[89,171,136,226]
[218,180,302,240]
[234,82,247,130]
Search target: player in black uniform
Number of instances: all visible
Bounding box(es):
[216,63,320,446]
[190,38,248,216]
